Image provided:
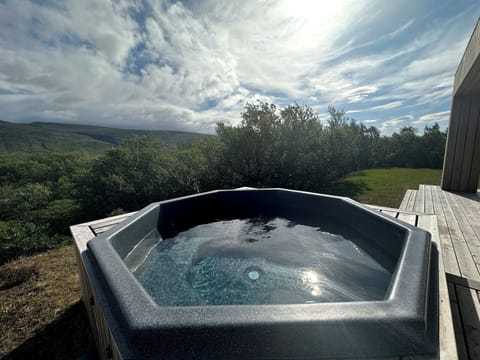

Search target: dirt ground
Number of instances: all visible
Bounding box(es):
[0,245,93,359]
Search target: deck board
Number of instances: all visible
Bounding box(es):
[417,214,458,360]
[379,209,399,218]
[414,184,425,213]
[397,212,417,225]
[368,204,424,216]
[430,186,462,277]
[405,189,417,211]
[424,185,434,215]
[89,212,135,235]
[399,189,414,211]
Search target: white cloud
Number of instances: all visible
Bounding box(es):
[0,0,478,133]
[370,101,403,111]
[379,115,414,133]
[411,110,450,124]
[388,19,415,38]
[344,86,378,103]
[41,109,78,120]
[346,110,361,114]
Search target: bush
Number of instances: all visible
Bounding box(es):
[0,221,70,265]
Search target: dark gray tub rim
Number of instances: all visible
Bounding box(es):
[86,188,437,358]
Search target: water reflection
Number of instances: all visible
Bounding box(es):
[134,217,391,306]
[302,270,322,297]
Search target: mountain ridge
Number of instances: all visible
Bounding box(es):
[0,120,214,154]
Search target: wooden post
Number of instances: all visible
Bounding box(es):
[442,19,480,192]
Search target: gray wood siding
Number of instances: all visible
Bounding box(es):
[442,19,480,192]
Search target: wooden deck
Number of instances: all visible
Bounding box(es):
[71,190,468,360]
[399,185,480,359]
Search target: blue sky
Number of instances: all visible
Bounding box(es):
[0,0,479,134]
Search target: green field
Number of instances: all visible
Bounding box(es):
[323,168,443,208]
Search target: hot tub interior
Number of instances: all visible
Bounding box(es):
[113,190,405,307]
[132,216,392,306]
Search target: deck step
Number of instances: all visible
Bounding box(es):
[399,189,417,211]
[412,184,435,214]
[399,185,435,214]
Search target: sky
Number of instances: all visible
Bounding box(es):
[0,0,479,135]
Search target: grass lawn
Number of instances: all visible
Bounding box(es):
[323,168,442,208]
[0,167,446,359]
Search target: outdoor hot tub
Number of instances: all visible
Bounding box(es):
[85,188,438,359]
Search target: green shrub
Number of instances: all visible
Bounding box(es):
[0,221,70,265]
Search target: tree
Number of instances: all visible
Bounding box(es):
[216,101,281,187]
[385,126,419,167]
[276,103,326,189]
[216,101,352,191]
[325,106,359,178]
[168,139,223,195]
[422,123,446,168]
[80,136,175,216]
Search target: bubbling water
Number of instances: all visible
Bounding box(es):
[133,217,391,306]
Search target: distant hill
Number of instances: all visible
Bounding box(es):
[0,120,214,154]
